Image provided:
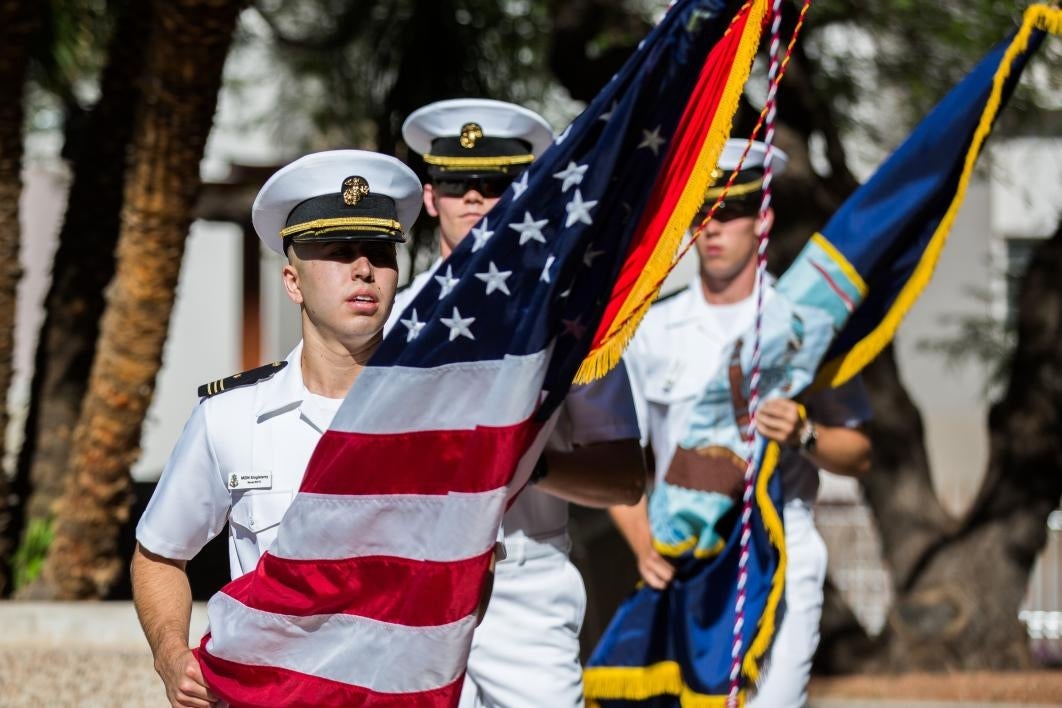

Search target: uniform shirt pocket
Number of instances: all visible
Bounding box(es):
[229,489,293,536]
[643,374,702,407]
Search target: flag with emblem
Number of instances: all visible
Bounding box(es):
[584,5,1059,705]
[195,0,773,704]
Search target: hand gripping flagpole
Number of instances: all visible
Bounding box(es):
[728,0,784,703]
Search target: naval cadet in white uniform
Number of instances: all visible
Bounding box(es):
[393,98,646,708]
[131,150,422,708]
[614,139,873,708]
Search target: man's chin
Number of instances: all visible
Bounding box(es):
[336,318,385,345]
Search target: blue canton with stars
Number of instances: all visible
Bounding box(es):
[374,0,744,418]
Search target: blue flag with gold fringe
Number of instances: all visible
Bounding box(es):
[585,5,1059,706]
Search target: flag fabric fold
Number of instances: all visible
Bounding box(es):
[195,0,771,705]
[585,5,1059,706]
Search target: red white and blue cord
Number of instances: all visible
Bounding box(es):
[728,0,784,703]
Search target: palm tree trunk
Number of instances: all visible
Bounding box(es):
[24,0,245,600]
[5,0,153,596]
[0,0,38,595]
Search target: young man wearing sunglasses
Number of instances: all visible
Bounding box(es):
[614,139,873,707]
[391,98,646,708]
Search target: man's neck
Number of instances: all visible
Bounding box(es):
[700,264,757,305]
[300,325,380,399]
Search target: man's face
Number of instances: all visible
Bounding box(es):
[283,240,399,346]
[424,174,514,254]
[692,204,772,286]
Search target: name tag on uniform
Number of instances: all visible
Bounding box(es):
[228,471,272,490]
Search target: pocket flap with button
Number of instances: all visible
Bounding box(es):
[229,490,293,534]
[643,372,702,406]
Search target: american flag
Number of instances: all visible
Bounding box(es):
[196,0,769,704]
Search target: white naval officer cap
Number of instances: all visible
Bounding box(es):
[252,149,423,255]
[402,98,554,178]
[704,138,790,203]
[716,137,789,175]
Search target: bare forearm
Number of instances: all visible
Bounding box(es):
[609,495,676,589]
[536,439,645,508]
[131,543,193,662]
[756,398,871,478]
[608,494,652,556]
[803,424,871,478]
[132,544,217,707]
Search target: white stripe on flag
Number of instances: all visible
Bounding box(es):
[336,349,551,434]
[206,592,476,693]
[274,488,508,562]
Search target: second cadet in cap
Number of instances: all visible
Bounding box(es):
[132,150,421,708]
[391,97,646,708]
[615,138,873,708]
[399,97,554,264]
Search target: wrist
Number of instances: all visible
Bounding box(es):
[154,635,190,666]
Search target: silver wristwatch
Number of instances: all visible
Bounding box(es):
[799,419,818,453]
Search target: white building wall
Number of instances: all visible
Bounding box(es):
[131,223,242,479]
[893,179,995,516]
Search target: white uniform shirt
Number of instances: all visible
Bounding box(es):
[504,365,641,541]
[388,259,641,541]
[136,343,343,579]
[624,279,870,504]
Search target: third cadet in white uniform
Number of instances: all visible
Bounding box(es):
[394,98,645,708]
[613,139,873,708]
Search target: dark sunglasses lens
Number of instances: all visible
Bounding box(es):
[713,201,758,222]
[434,179,470,197]
[435,177,513,198]
[476,177,513,198]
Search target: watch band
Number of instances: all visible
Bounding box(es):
[529,455,549,485]
[799,419,818,453]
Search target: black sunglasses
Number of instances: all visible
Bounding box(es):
[695,199,760,225]
[433,175,515,199]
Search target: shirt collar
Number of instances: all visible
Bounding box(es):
[665,276,775,330]
[254,341,305,420]
[661,277,708,329]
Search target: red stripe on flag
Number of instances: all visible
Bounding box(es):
[809,260,856,312]
[196,642,464,708]
[222,550,492,626]
[300,420,541,496]
[589,5,756,349]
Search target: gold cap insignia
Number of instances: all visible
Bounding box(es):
[230,473,238,488]
[460,122,484,149]
[342,176,370,206]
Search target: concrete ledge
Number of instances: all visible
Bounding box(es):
[0,601,210,650]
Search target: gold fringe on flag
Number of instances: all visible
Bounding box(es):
[573,0,769,385]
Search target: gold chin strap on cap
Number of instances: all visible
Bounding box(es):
[422,153,535,171]
[279,216,403,239]
[703,176,763,200]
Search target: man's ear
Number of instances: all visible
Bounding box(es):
[757,207,775,234]
[422,183,439,218]
[281,262,304,305]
